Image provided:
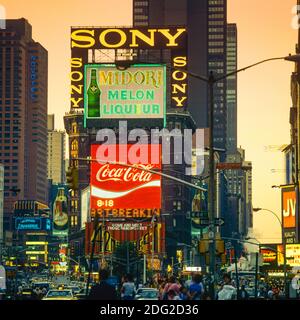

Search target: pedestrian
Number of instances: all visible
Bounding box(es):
[88,269,118,300]
[121,274,136,300]
[167,289,180,300]
[239,285,249,300]
[187,274,204,300]
[178,286,188,300]
[162,276,181,300]
[217,274,237,300]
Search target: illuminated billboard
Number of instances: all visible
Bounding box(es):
[282,186,296,229]
[286,244,300,267]
[14,217,51,231]
[70,27,188,113]
[90,144,161,212]
[52,187,68,238]
[260,248,277,265]
[84,64,166,125]
[85,221,165,256]
[81,186,90,230]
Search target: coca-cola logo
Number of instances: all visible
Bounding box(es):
[96,164,156,182]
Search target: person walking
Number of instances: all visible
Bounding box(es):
[88,269,118,300]
[187,274,204,300]
[162,276,181,300]
[217,274,237,300]
[121,274,136,300]
[238,285,249,300]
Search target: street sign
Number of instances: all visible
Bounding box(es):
[0,265,6,291]
[191,212,208,219]
[214,218,225,226]
[216,162,242,170]
[225,241,232,250]
[199,218,224,227]
[199,219,210,226]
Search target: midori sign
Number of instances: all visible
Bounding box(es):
[84,64,166,123]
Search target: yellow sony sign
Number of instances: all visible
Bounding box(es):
[71,27,187,49]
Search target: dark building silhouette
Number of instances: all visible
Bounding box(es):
[0,18,48,231]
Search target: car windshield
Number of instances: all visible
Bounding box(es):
[139,290,157,298]
[47,290,72,297]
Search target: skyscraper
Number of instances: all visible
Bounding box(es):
[47,114,66,184]
[226,23,237,154]
[133,0,229,257]
[0,18,48,231]
[0,163,4,245]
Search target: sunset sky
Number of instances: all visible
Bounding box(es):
[2,0,298,243]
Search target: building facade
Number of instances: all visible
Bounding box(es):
[0,163,3,245]
[225,148,253,239]
[133,0,227,151]
[0,19,48,232]
[226,23,237,154]
[47,114,66,184]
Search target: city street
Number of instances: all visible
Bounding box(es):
[1,0,300,308]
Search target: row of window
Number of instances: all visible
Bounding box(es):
[209,0,224,5]
[134,1,148,6]
[209,48,224,54]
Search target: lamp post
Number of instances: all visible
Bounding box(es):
[253,207,287,298]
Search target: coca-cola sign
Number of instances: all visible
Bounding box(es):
[90,144,161,210]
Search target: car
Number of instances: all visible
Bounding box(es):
[134,288,159,300]
[42,289,77,300]
[75,288,89,300]
[19,288,38,300]
[65,286,81,294]
[32,282,51,291]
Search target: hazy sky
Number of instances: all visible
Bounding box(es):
[2,0,298,243]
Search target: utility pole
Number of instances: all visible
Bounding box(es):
[208,72,216,298]
[143,254,146,284]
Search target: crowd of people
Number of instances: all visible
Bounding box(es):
[88,269,262,300]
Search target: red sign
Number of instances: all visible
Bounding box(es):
[90,144,161,210]
[282,187,296,228]
[85,221,165,256]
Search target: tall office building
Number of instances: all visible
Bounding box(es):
[133,0,229,257]
[133,0,228,148]
[0,18,48,231]
[47,114,66,184]
[0,163,4,245]
[226,23,237,154]
[226,148,253,238]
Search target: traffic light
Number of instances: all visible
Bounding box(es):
[176,250,183,263]
[199,239,209,253]
[216,240,225,255]
[167,264,173,273]
[66,167,79,190]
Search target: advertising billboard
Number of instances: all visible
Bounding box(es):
[81,186,90,230]
[90,144,161,212]
[259,247,277,267]
[52,187,68,238]
[85,221,165,256]
[70,26,188,113]
[84,64,166,127]
[282,186,296,228]
[14,217,52,232]
[286,244,300,267]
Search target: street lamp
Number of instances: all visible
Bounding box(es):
[253,207,287,299]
